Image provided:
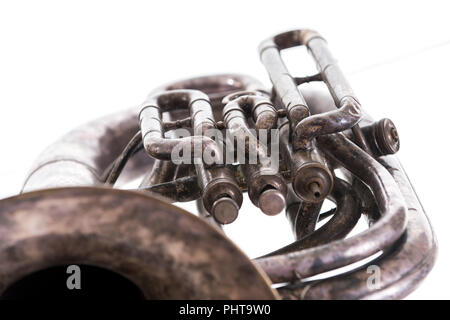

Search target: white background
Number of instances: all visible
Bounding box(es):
[0,0,449,299]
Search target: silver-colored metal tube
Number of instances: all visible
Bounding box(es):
[259,29,363,150]
[278,156,436,300]
[256,133,407,283]
[22,107,151,192]
[139,90,221,164]
[223,96,286,215]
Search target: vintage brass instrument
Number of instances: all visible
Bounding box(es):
[0,30,436,299]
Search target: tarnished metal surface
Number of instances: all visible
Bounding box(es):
[1,29,436,299]
[0,187,277,299]
[152,74,267,120]
[259,29,365,151]
[277,156,437,299]
[22,107,151,192]
[222,91,287,215]
[278,118,333,203]
[255,133,407,283]
[263,178,361,257]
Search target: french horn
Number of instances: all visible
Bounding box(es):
[0,29,437,299]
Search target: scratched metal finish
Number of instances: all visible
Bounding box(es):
[21,107,151,192]
[4,28,437,299]
[0,187,277,299]
[277,156,437,299]
[262,178,361,257]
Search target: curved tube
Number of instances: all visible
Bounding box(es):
[139,112,180,189]
[22,74,264,194]
[152,74,267,120]
[255,133,407,283]
[293,201,323,240]
[104,131,143,185]
[222,91,278,130]
[278,118,333,203]
[262,178,361,257]
[142,175,202,203]
[284,184,323,240]
[259,29,363,150]
[139,158,177,187]
[22,107,151,192]
[278,156,437,299]
[140,89,243,223]
[259,34,311,127]
[146,74,268,182]
[222,94,287,215]
[293,97,361,149]
[0,187,277,299]
[144,74,267,189]
[140,76,267,223]
[139,89,221,164]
